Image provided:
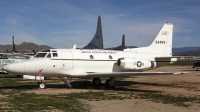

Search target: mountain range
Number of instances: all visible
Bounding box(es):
[0,42,199,56]
[172,47,200,56]
[0,42,53,53]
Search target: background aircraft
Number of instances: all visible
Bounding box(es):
[82,16,104,49]
[80,16,133,50]
[193,59,200,70]
[0,36,32,73]
[0,53,30,73]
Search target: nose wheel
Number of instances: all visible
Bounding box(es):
[39,83,46,89]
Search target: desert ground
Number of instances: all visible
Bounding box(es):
[1,65,200,112]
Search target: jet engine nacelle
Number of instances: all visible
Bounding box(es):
[117,58,154,70]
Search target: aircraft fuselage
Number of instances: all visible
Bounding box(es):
[3,49,172,77]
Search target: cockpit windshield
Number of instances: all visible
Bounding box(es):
[33,49,56,58]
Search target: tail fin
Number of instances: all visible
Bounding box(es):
[122,34,125,50]
[83,16,104,49]
[125,23,173,55]
[12,36,17,53]
[109,34,125,51]
[149,23,173,55]
[32,49,36,55]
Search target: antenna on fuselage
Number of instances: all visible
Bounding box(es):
[72,44,77,49]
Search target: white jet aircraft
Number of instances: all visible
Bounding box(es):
[3,23,184,89]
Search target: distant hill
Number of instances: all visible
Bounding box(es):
[0,42,53,53]
[172,47,200,56]
[173,47,200,52]
[0,42,200,56]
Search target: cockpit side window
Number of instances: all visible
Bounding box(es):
[34,53,47,58]
[53,53,58,58]
[46,53,51,58]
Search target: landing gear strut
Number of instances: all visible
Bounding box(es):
[38,69,46,89]
[105,77,115,88]
[61,77,72,88]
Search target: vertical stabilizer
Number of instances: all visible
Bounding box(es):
[149,23,173,55]
[122,34,125,50]
[83,16,104,49]
[125,23,173,55]
[105,34,125,51]
[12,36,17,53]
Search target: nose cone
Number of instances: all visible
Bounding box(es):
[3,62,25,74]
[3,65,9,71]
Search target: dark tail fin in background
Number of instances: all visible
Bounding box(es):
[122,34,125,50]
[106,34,125,51]
[83,16,104,49]
[12,36,17,53]
[32,49,36,55]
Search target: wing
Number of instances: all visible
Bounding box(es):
[71,72,187,78]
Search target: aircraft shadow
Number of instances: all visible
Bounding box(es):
[181,69,199,71]
[0,81,160,93]
[45,81,160,93]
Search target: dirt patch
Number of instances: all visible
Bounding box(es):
[86,98,200,112]
[27,88,102,95]
[0,94,6,99]
[22,66,200,111]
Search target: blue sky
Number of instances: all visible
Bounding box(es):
[0,0,200,48]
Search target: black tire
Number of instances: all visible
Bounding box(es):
[105,79,111,88]
[93,78,101,86]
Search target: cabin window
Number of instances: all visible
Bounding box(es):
[53,53,58,58]
[90,55,94,59]
[109,55,113,59]
[46,53,51,58]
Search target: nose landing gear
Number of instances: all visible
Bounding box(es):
[39,82,46,89]
[38,69,46,89]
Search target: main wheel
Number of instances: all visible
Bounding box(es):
[105,79,111,88]
[39,83,46,89]
[93,78,101,86]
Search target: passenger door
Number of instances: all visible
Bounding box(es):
[62,52,73,70]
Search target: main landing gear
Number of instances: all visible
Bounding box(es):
[93,78,101,86]
[105,77,115,88]
[92,77,116,87]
